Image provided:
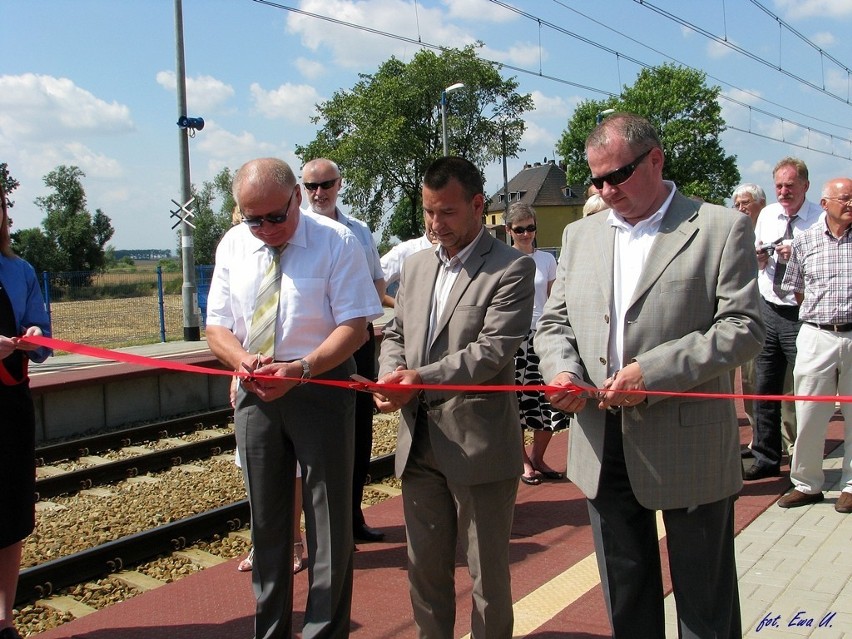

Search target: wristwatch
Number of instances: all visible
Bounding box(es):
[298,358,311,385]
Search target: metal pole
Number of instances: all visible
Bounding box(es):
[441,90,449,156]
[174,0,200,341]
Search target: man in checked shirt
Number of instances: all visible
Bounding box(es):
[778,177,852,514]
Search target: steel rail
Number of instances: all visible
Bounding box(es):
[35,408,234,466]
[35,433,236,500]
[16,452,396,606]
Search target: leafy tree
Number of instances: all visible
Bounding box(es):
[181,167,235,265]
[0,162,20,210]
[11,165,114,274]
[556,64,740,204]
[297,44,533,241]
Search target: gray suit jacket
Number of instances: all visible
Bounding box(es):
[535,192,765,509]
[379,231,535,485]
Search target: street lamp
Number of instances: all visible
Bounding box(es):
[441,82,465,156]
[596,108,615,124]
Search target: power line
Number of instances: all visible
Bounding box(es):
[251,0,852,160]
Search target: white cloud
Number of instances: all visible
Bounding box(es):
[296,57,326,80]
[194,121,279,168]
[774,0,852,19]
[250,83,323,124]
[442,0,517,23]
[0,73,132,142]
[481,42,543,68]
[288,0,475,69]
[529,90,571,119]
[706,39,734,59]
[811,31,836,47]
[520,120,556,149]
[156,71,235,113]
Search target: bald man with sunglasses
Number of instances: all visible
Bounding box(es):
[535,113,764,638]
[302,158,388,544]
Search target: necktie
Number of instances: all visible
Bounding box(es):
[246,246,282,357]
[772,214,797,295]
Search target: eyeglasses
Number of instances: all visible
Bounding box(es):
[303,179,339,191]
[241,190,295,228]
[590,148,652,190]
[510,224,537,234]
[825,195,852,205]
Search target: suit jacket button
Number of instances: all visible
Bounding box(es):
[604,314,610,323]
[599,357,606,365]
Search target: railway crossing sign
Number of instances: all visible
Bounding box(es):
[170,197,196,230]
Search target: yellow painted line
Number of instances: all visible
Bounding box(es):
[460,512,667,639]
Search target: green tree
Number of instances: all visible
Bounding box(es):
[297,44,533,241]
[0,162,20,210]
[11,165,115,273]
[556,64,740,204]
[181,167,235,265]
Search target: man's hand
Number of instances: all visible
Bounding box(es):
[597,362,646,410]
[239,355,298,402]
[545,372,594,414]
[373,366,421,412]
[1,326,44,358]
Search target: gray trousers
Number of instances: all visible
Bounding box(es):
[236,359,355,639]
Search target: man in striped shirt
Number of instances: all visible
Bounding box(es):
[778,177,852,514]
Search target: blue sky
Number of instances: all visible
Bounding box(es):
[3,0,852,250]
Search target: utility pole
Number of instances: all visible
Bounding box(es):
[174,0,200,341]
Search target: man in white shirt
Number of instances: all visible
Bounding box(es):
[302,158,386,543]
[745,158,823,481]
[379,228,436,307]
[206,157,382,638]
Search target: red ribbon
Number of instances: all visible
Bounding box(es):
[21,334,850,403]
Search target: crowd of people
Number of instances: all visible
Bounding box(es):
[3,111,851,639]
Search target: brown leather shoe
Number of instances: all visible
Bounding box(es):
[835,491,852,514]
[778,490,824,508]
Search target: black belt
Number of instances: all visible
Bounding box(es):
[804,321,852,333]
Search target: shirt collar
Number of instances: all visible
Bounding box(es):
[607,180,676,233]
[434,226,486,266]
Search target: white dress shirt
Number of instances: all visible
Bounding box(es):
[206,213,382,362]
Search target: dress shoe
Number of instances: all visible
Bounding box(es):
[836,491,852,514]
[778,490,824,509]
[740,446,754,459]
[743,463,780,481]
[353,523,385,542]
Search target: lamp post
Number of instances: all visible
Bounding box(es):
[441,83,465,156]
[596,108,615,124]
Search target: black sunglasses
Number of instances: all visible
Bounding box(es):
[590,148,652,190]
[510,224,537,234]
[242,190,295,228]
[303,179,339,191]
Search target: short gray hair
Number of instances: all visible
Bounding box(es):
[232,158,296,203]
[504,202,536,226]
[732,183,766,204]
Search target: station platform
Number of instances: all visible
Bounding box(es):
[30,416,851,638]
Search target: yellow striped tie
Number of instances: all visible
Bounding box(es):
[246,246,282,357]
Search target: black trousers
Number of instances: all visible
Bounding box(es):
[588,412,741,639]
[752,299,801,468]
[351,324,376,528]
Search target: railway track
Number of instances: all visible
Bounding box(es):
[18,407,396,607]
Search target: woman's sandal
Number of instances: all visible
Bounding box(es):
[237,547,254,572]
[293,541,305,574]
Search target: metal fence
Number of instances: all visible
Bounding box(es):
[39,265,214,348]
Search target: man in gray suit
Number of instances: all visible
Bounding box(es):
[374,156,534,638]
[535,114,764,638]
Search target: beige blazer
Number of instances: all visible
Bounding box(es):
[535,193,765,509]
[379,231,535,485]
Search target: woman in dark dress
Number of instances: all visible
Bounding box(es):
[0,182,51,639]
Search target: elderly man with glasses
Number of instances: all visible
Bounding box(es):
[206,157,382,638]
[302,157,388,544]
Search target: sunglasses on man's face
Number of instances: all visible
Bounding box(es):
[590,148,652,190]
[241,190,295,228]
[303,179,338,191]
[510,224,536,234]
